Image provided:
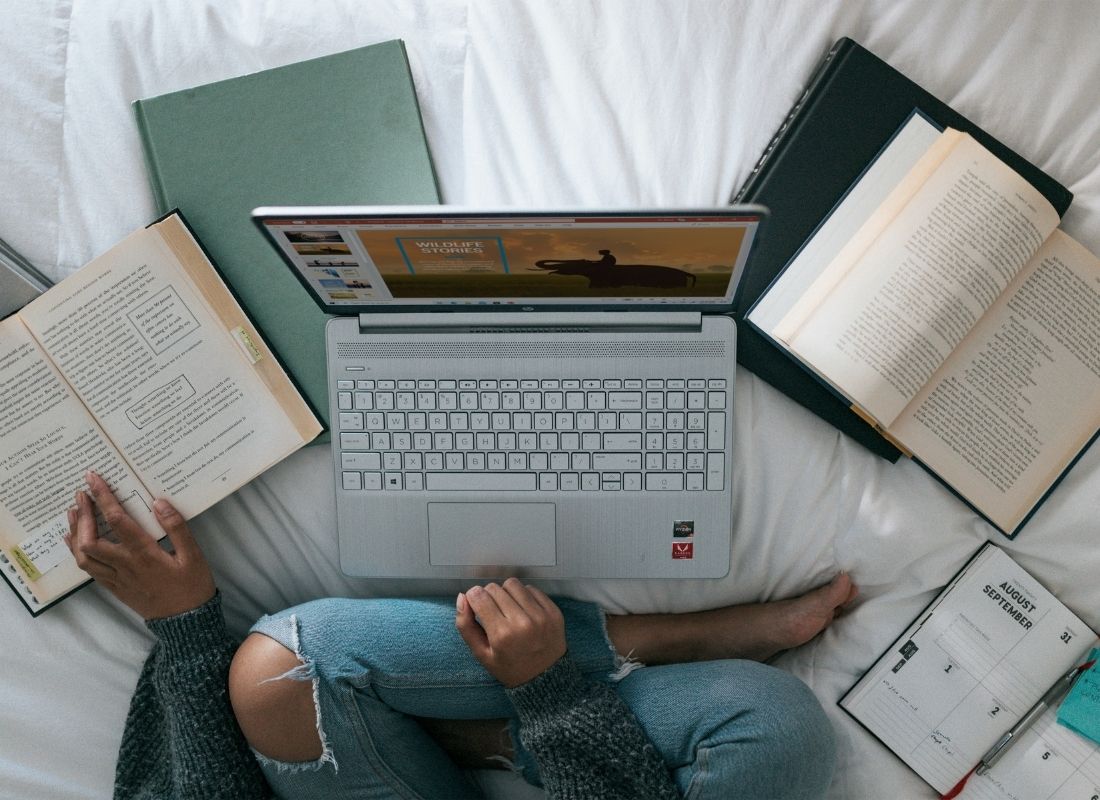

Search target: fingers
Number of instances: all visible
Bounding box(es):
[454,592,491,660]
[84,472,150,550]
[463,585,506,631]
[66,500,118,580]
[500,577,543,617]
[152,499,201,563]
[484,581,526,620]
[524,583,562,619]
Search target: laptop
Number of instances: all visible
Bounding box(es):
[0,236,51,320]
[253,206,766,579]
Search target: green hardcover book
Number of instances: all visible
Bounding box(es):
[133,41,441,437]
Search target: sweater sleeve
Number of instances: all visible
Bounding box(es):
[113,594,270,800]
[506,656,681,800]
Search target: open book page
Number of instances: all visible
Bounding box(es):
[17,221,311,519]
[779,132,1060,426]
[751,113,943,334]
[955,703,1100,799]
[840,545,1095,795]
[0,316,156,608]
[889,231,1100,534]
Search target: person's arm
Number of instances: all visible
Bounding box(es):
[456,581,680,800]
[66,471,269,800]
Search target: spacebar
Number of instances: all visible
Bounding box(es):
[426,472,538,491]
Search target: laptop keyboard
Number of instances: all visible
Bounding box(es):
[336,377,727,492]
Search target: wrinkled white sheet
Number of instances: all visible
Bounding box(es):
[2,2,1099,798]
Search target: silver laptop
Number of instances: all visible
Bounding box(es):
[0,236,50,320]
[253,206,766,579]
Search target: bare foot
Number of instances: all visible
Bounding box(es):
[606,573,858,665]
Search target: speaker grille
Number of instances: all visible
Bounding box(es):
[337,341,726,359]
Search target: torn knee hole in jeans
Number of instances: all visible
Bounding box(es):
[252,613,338,774]
[609,651,645,682]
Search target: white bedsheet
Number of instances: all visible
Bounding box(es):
[2,2,1099,798]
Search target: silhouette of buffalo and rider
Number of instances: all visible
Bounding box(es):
[531,249,697,289]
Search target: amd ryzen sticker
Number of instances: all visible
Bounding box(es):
[673,520,694,538]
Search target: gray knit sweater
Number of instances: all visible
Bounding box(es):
[113,594,680,800]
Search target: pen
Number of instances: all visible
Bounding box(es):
[975,660,1093,776]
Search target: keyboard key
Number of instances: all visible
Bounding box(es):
[426,472,537,491]
[587,392,606,409]
[646,412,664,429]
[448,412,468,429]
[541,379,560,389]
[398,380,415,390]
[477,432,496,450]
[608,391,642,409]
[446,452,464,470]
[439,392,458,410]
[565,392,586,410]
[561,432,580,450]
[550,452,569,470]
[496,432,516,450]
[522,392,542,409]
[383,452,402,470]
[460,392,478,409]
[597,412,617,430]
[492,412,510,430]
[562,379,581,389]
[706,453,724,490]
[455,432,474,450]
[581,432,601,450]
[560,473,579,490]
[478,379,498,389]
[429,413,448,430]
[619,412,642,429]
[624,473,642,491]
[408,412,427,430]
[646,432,663,450]
[593,453,642,470]
[513,412,532,430]
[688,391,706,409]
[666,452,684,470]
[687,432,705,450]
[425,452,444,470]
[397,392,415,410]
[386,412,405,429]
[480,392,500,409]
[646,392,664,409]
[572,452,592,470]
[576,412,596,430]
[337,380,355,389]
[417,380,436,389]
[392,433,411,450]
[341,471,363,490]
[667,379,685,389]
[363,472,383,490]
[500,379,518,389]
[466,452,485,470]
[539,432,559,449]
[342,452,381,470]
[338,392,352,410]
[487,452,506,470]
[519,432,538,450]
[539,473,558,490]
[439,380,457,390]
[534,412,554,430]
[667,391,685,409]
[403,452,424,470]
[545,392,564,409]
[385,473,403,490]
[378,380,396,390]
[502,392,521,409]
[687,412,706,431]
[601,475,622,490]
[405,473,424,491]
[356,380,376,389]
[434,432,454,449]
[339,412,364,430]
[645,453,663,470]
[470,413,490,430]
[603,379,622,389]
[417,392,437,409]
[603,432,642,450]
[414,432,433,450]
[686,452,705,470]
[687,472,705,491]
[340,432,371,450]
[508,453,528,470]
[529,453,549,470]
[645,473,685,491]
[707,379,727,389]
[354,392,373,410]
[376,393,395,410]
[521,379,539,389]
[707,413,726,449]
[581,473,599,491]
[459,380,477,389]
[582,379,601,389]
[708,391,726,409]
[366,412,385,430]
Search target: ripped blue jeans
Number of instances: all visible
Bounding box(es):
[249,597,836,800]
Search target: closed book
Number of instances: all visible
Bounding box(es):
[133,41,441,435]
[731,37,1072,461]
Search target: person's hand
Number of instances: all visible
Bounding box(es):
[63,471,216,620]
[455,578,567,688]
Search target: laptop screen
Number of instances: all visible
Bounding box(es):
[254,207,765,313]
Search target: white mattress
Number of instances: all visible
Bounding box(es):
[3,2,1099,798]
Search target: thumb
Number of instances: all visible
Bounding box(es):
[455,593,491,661]
[153,499,202,562]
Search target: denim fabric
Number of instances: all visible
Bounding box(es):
[248,596,835,800]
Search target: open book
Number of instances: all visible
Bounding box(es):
[0,213,322,615]
[748,112,1100,536]
[841,543,1099,798]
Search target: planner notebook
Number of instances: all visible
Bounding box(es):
[731,37,1073,461]
[133,41,441,435]
[841,543,1099,798]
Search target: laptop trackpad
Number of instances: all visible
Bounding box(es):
[428,503,557,566]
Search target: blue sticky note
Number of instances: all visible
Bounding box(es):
[1058,647,1100,745]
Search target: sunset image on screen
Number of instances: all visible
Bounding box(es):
[355,225,748,298]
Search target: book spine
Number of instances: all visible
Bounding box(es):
[132,100,171,214]
[731,38,852,203]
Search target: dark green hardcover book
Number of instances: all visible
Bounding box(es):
[134,41,441,437]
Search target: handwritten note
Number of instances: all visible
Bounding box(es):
[13,513,71,581]
[1057,646,1100,745]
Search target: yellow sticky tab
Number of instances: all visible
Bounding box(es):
[231,326,263,364]
[12,547,42,582]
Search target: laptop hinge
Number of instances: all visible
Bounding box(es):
[356,311,703,333]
